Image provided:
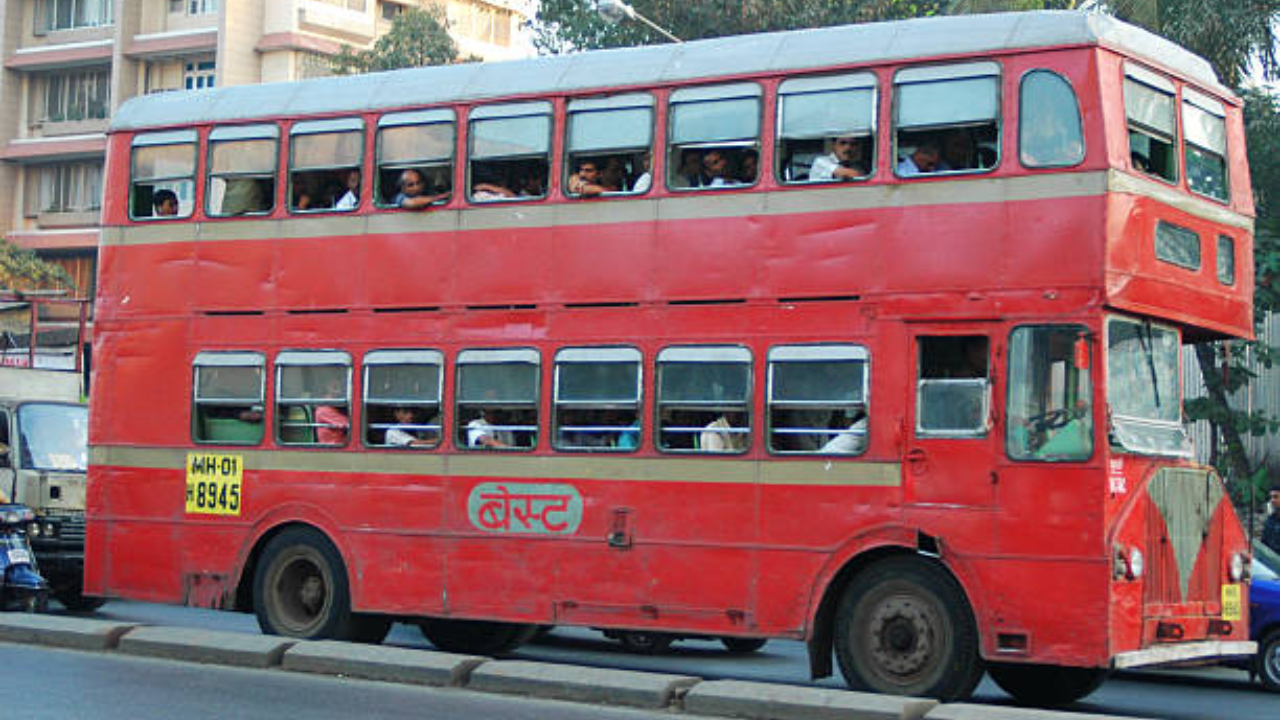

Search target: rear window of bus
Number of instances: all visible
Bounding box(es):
[130,130,197,220]
[1124,64,1178,183]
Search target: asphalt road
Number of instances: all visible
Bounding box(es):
[29,600,1279,720]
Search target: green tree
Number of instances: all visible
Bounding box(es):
[0,240,75,293]
[331,6,465,75]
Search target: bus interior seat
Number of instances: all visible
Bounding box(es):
[280,405,315,444]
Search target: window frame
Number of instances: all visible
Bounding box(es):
[1017,69,1085,170]
[205,123,280,218]
[1004,324,1095,463]
[287,117,366,215]
[375,108,456,209]
[1182,86,1229,203]
[655,345,753,455]
[466,101,553,204]
[362,349,444,451]
[893,61,1002,179]
[454,347,541,452]
[1123,64,1179,185]
[1154,220,1202,272]
[191,350,266,446]
[129,130,199,222]
[274,349,352,448]
[766,344,870,456]
[1217,234,1236,286]
[775,72,878,186]
[552,346,644,453]
[564,93,656,199]
[666,82,764,193]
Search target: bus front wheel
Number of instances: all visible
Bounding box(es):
[834,557,983,701]
[988,662,1108,706]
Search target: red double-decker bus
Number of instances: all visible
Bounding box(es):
[86,11,1256,704]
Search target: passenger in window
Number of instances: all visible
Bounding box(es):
[672,149,707,189]
[810,136,868,182]
[820,408,868,454]
[1130,151,1152,174]
[568,159,613,197]
[385,406,437,448]
[394,169,446,210]
[515,165,547,198]
[334,169,361,210]
[700,411,747,452]
[941,130,976,171]
[703,150,741,188]
[601,157,627,194]
[631,152,653,193]
[737,149,759,184]
[898,139,942,176]
[222,178,269,215]
[315,379,349,445]
[467,408,512,449]
[153,189,179,217]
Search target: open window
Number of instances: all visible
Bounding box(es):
[1183,88,1228,202]
[192,351,264,445]
[455,348,539,450]
[565,93,654,197]
[668,83,761,190]
[468,102,550,202]
[130,130,197,220]
[895,62,1000,177]
[207,124,278,216]
[363,349,443,450]
[1006,325,1093,461]
[376,109,454,208]
[275,350,351,447]
[553,347,642,452]
[289,118,364,213]
[1019,70,1084,168]
[777,73,876,184]
[916,336,989,437]
[656,346,751,453]
[768,345,869,454]
[1124,65,1178,183]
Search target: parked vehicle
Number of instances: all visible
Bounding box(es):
[0,503,49,612]
[1250,541,1280,691]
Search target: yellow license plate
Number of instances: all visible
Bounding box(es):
[185,452,243,516]
[1221,583,1242,622]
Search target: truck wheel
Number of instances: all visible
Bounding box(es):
[988,662,1109,706]
[1256,629,1280,692]
[253,527,372,642]
[834,556,983,701]
[54,585,105,613]
[418,619,536,656]
[721,637,768,653]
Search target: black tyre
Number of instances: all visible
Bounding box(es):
[616,631,675,655]
[253,527,372,642]
[1256,629,1280,692]
[54,585,105,613]
[721,637,768,653]
[834,557,983,701]
[418,619,537,656]
[988,662,1109,706]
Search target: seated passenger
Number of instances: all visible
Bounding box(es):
[567,159,612,198]
[700,412,747,452]
[671,149,707,189]
[898,139,942,176]
[315,378,349,445]
[467,408,512,449]
[394,169,446,210]
[385,406,436,448]
[703,150,741,188]
[631,152,653,193]
[153,189,179,217]
[334,169,361,210]
[810,136,868,182]
[221,177,269,215]
[601,156,627,193]
[820,410,868,454]
[942,130,976,171]
[737,149,759,184]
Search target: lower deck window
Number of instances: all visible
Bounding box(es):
[657,346,752,453]
[455,349,540,450]
[363,350,443,450]
[1006,325,1093,461]
[192,351,265,445]
[275,351,351,447]
[768,345,869,454]
[916,336,989,437]
[553,347,642,451]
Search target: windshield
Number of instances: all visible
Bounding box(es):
[1256,541,1280,581]
[17,403,88,472]
[1106,317,1190,457]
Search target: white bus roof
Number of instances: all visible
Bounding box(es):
[110,11,1226,133]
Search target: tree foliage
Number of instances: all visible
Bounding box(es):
[0,240,75,293]
[331,7,465,75]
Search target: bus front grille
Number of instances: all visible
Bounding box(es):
[1144,467,1225,607]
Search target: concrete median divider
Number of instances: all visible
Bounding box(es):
[0,614,139,651]
[467,659,700,709]
[683,680,938,720]
[117,626,295,668]
[924,703,1160,720]
[283,640,487,687]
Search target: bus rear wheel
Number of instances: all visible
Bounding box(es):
[988,662,1108,706]
[253,527,384,642]
[834,557,982,701]
[418,619,536,656]
[721,637,768,653]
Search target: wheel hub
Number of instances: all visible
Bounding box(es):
[868,596,935,676]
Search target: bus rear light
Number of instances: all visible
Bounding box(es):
[1207,620,1233,636]
[1156,621,1184,640]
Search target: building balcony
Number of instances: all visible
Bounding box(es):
[297,1,376,44]
[126,28,219,60]
[4,228,101,251]
[5,39,114,71]
[0,134,107,164]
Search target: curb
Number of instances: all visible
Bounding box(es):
[685,679,939,720]
[0,614,138,651]
[468,659,700,709]
[283,640,487,687]
[924,704,1153,720]
[117,625,295,668]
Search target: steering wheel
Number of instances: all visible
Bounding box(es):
[1026,408,1073,433]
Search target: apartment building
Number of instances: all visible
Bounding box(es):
[0,0,530,298]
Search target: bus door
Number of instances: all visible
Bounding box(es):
[905,326,999,511]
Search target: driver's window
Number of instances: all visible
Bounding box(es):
[1006,325,1092,461]
[916,335,989,437]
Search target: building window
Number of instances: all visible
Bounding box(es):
[36,0,114,33]
[171,0,218,14]
[40,69,110,124]
[315,0,367,11]
[184,60,216,90]
[28,162,103,215]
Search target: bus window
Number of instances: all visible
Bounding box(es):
[289,118,364,213]
[553,347,642,452]
[275,350,351,447]
[130,130,197,220]
[656,346,751,453]
[1106,316,1189,457]
[1124,65,1178,183]
[455,348,540,450]
[767,345,868,454]
[668,83,762,190]
[1183,88,1228,202]
[363,349,443,450]
[1217,235,1235,286]
[895,62,1000,177]
[565,93,654,197]
[376,109,454,209]
[468,102,551,202]
[916,336,989,437]
[777,73,875,184]
[1006,326,1092,462]
[1019,70,1084,168]
[207,124,278,216]
[192,351,265,445]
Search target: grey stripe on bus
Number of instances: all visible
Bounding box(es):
[89,445,901,487]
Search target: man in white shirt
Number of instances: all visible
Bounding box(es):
[810,136,868,181]
[898,140,942,176]
[467,409,513,449]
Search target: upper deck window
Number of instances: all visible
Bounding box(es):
[376,109,454,209]
[289,118,364,213]
[468,102,551,202]
[455,349,540,450]
[553,347,642,452]
[767,345,869,455]
[894,62,1000,177]
[656,346,752,453]
[192,351,264,445]
[1124,65,1178,183]
[275,350,351,447]
[668,83,762,190]
[207,124,278,217]
[363,349,443,450]
[777,73,876,184]
[565,94,654,198]
[130,130,197,220]
[1183,88,1228,202]
[1019,70,1084,168]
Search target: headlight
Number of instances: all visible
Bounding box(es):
[1,510,19,524]
[27,522,40,537]
[1229,553,1246,582]
[43,522,56,538]
[1126,548,1144,580]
